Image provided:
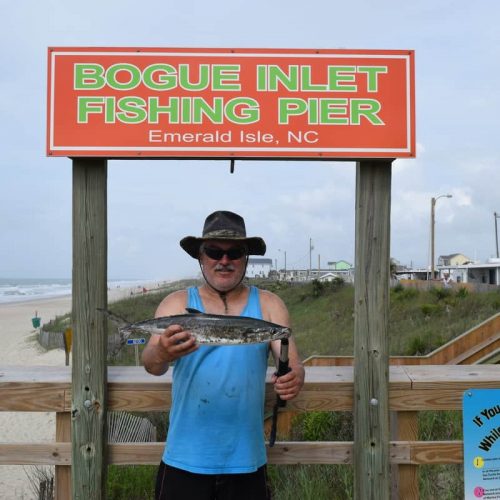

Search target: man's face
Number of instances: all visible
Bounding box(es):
[199,240,247,292]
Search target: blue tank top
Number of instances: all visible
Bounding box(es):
[162,286,270,474]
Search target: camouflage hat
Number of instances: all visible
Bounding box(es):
[180,211,266,259]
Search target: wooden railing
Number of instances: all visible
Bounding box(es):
[1,364,499,499]
[304,311,500,367]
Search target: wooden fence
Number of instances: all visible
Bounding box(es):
[1,364,499,499]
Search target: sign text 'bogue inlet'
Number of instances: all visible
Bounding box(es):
[47,47,415,159]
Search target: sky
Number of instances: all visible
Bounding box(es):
[1,0,499,280]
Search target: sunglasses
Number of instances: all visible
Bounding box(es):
[202,246,247,260]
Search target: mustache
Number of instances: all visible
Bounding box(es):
[214,263,236,272]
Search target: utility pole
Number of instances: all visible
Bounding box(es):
[309,238,313,278]
[279,249,287,280]
[495,212,500,258]
[430,194,452,280]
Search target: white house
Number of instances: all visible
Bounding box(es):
[247,258,273,278]
[439,258,500,286]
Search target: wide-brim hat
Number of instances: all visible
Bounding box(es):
[180,210,266,259]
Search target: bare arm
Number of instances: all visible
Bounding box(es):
[141,290,198,376]
[261,290,305,401]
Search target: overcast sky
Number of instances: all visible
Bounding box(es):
[1,1,499,280]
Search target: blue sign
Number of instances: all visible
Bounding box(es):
[464,389,500,499]
[126,338,146,345]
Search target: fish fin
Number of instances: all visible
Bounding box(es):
[97,308,130,328]
[185,307,203,314]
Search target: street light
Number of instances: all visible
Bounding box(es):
[495,212,500,258]
[430,194,452,280]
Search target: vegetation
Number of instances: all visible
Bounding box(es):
[257,279,500,359]
[39,279,500,499]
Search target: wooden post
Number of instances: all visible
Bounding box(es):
[396,412,419,499]
[354,160,392,499]
[55,412,72,500]
[72,158,108,499]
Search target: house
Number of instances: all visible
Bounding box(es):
[277,267,354,283]
[438,253,473,266]
[395,258,500,287]
[439,258,500,286]
[247,258,273,278]
[327,260,353,271]
[317,271,353,283]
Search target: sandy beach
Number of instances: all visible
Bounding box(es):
[0,283,162,499]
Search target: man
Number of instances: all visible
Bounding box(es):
[442,272,453,289]
[142,210,304,500]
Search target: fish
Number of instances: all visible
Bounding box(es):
[100,308,291,345]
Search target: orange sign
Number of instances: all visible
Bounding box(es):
[47,47,415,158]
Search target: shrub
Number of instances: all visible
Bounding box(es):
[407,335,428,356]
[312,279,325,297]
[420,303,443,316]
[292,412,353,442]
[430,287,452,301]
[392,285,419,301]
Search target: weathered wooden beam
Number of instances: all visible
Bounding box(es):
[72,158,108,499]
[354,160,392,499]
[0,440,464,466]
[1,365,500,412]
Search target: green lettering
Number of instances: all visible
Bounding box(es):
[351,99,384,125]
[225,98,259,124]
[74,64,105,90]
[143,64,177,90]
[181,97,191,123]
[179,64,210,91]
[149,97,179,123]
[278,98,308,124]
[301,66,327,91]
[267,65,298,91]
[106,63,141,90]
[320,99,349,124]
[212,65,241,90]
[116,97,147,123]
[256,65,267,91]
[308,99,318,124]
[77,97,105,122]
[327,66,357,91]
[104,97,115,123]
[357,66,388,92]
[192,98,224,124]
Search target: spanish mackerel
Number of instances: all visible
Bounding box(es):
[101,308,291,345]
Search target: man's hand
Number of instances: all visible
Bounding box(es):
[271,364,304,401]
[142,324,198,375]
[157,325,198,362]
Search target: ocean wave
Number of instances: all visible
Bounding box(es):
[0,278,151,304]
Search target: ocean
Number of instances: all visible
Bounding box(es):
[0,278,150,304]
